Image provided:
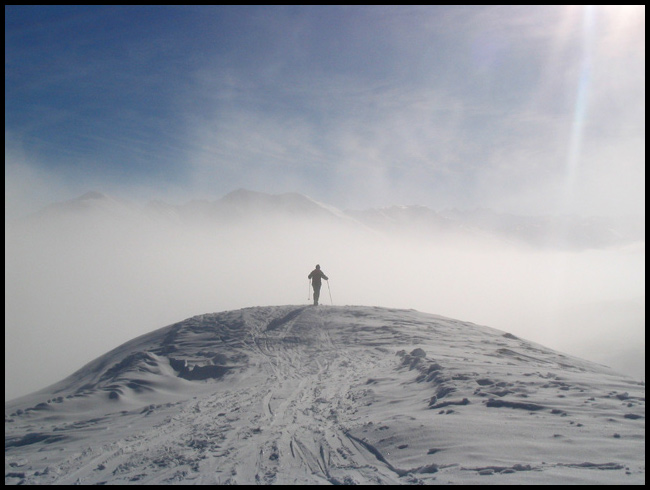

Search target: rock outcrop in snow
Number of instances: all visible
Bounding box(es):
[5,306,645,485]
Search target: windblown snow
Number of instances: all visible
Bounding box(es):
[5,306,645,485]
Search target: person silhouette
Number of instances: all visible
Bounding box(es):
[307,264,328,306]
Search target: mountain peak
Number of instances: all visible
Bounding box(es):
[214,189,344,222]
[76,190,109,201]
[221,188,267,202]
[220,188,314,206]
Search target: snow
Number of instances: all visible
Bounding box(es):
[5,305,645,484]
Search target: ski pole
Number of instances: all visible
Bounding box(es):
[326,279,333,305]
[308,279,311,301]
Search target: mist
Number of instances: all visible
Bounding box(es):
[4,191,644,401]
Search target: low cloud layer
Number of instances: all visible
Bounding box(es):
[5,191,644,401]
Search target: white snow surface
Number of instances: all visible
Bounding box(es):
[5,305,645,485]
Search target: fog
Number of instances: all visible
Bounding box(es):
[4,193,644,401]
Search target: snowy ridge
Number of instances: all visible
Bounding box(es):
[5,306,644,485]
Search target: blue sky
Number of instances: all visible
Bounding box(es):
[5,5,645,216]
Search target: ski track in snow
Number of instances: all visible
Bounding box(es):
[5,306,645,485]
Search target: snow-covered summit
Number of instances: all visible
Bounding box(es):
[26,190,139,226]
[214,189,349,223]
[5,306,644,485]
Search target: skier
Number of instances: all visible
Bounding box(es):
[308,264,328,306]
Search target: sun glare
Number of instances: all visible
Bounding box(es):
[598,5,645,46]
[601,4,644,19]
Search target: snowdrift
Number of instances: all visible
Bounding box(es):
[5,305,645,484]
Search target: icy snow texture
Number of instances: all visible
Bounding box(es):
[5,306,645,484]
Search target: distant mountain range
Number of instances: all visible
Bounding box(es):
[30,189,644,250]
